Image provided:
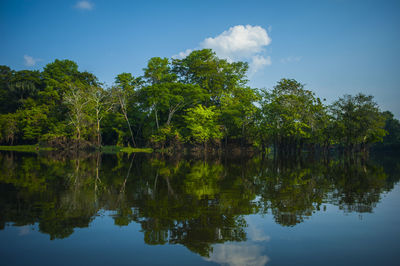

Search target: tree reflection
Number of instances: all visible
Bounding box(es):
[325,159,388,213]
[0,151,398,255]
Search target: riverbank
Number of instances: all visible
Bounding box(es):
[0,145,153,154]
[0,145,54,152]
[100,146,153,154]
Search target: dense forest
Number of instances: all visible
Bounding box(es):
[0,49,399,153]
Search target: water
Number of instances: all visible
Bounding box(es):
[0,151,399,266]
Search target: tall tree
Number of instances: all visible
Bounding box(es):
[139,82,206,130]
[0,66,15,114]
[220,86,260,146]
[380,111,400,148]
[258,79,325,155]
[172,49,248,106]
[143,57,176,85]
[330,93,386,152]
[88,86,112,147]
[113,73,141,147]
[64,87,89,144]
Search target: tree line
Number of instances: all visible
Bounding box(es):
[0,49,399,153]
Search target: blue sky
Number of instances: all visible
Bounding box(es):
[1,0,399,116]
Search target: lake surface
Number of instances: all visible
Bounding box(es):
[0,151,399,266]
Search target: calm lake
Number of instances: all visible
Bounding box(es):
[0,151,399,266]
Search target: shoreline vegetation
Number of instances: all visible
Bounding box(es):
[0,145,54,152]
[0,145,153,154]
[102,146,153,154]
[1,49,399,154]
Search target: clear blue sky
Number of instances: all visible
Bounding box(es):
[1,0,399,116]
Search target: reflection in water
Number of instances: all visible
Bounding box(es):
[205,242,269,266]
[247,218,271,242]
[0,151,399,259]
[18,225,31,236]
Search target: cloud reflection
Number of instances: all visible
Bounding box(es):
[205,242,269,266]
[18,226,30,236]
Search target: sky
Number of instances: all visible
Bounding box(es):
[1,0,399,116]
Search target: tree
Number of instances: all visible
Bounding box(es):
[113,73,141,147]
[0,113,18,144]
[330,93,386,152]
[184,105,223,148]
[0,67,43,114]
[377,111,400,148]
[220,86,260,146]
[8,70,42,111]
[0,57,396,152]
[41,59,80,107]
[258,79,325,155]
[172,49,248,106]
[0,65,15,114]
[40,59,98,123]
[64,87,89,144]
[140,82,207,129]
[88,86,112,147]
[16,105,49,143]
[143,57,176,85]
[139,57,209,148]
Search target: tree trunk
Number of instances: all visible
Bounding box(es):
[123,112,136,147]
[97,118,101,147]
[119,96,136,147]
[77,126,81,149]
[154,106,159,130]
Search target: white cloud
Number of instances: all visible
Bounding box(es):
[201,25,271,61]
[24,55,38,66]
[175,25,272,73]
[75,1,94,10]
[280,56,302,64]
[172,49,193,59]
[251,55,272,74]
[205,243,269,266]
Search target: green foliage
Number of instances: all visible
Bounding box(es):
[330,93,387,149]
[0,113,18,144]
[0,145,53,152]
[265,79,323,139]
[149,125,183,149]
[221,86,260,142]
[113,73,142,147]
[119,147,153,153]
[16,105,50,141]
[256,78,329,154]
[139,82,207,128]
[143,57,177,84]
[184,105,223,145]
[375,111,400,148]
[0,53,393,151]
[172,49,248,105]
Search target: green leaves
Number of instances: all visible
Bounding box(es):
[258,79,324,143]
[330,93,387,147]
[143,57,177,84]
[172,49,249,106]
[184,105,223,144]
[17,105,49,141]
[0,55,395,150]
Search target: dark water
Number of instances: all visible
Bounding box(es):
[0,151,399,266]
